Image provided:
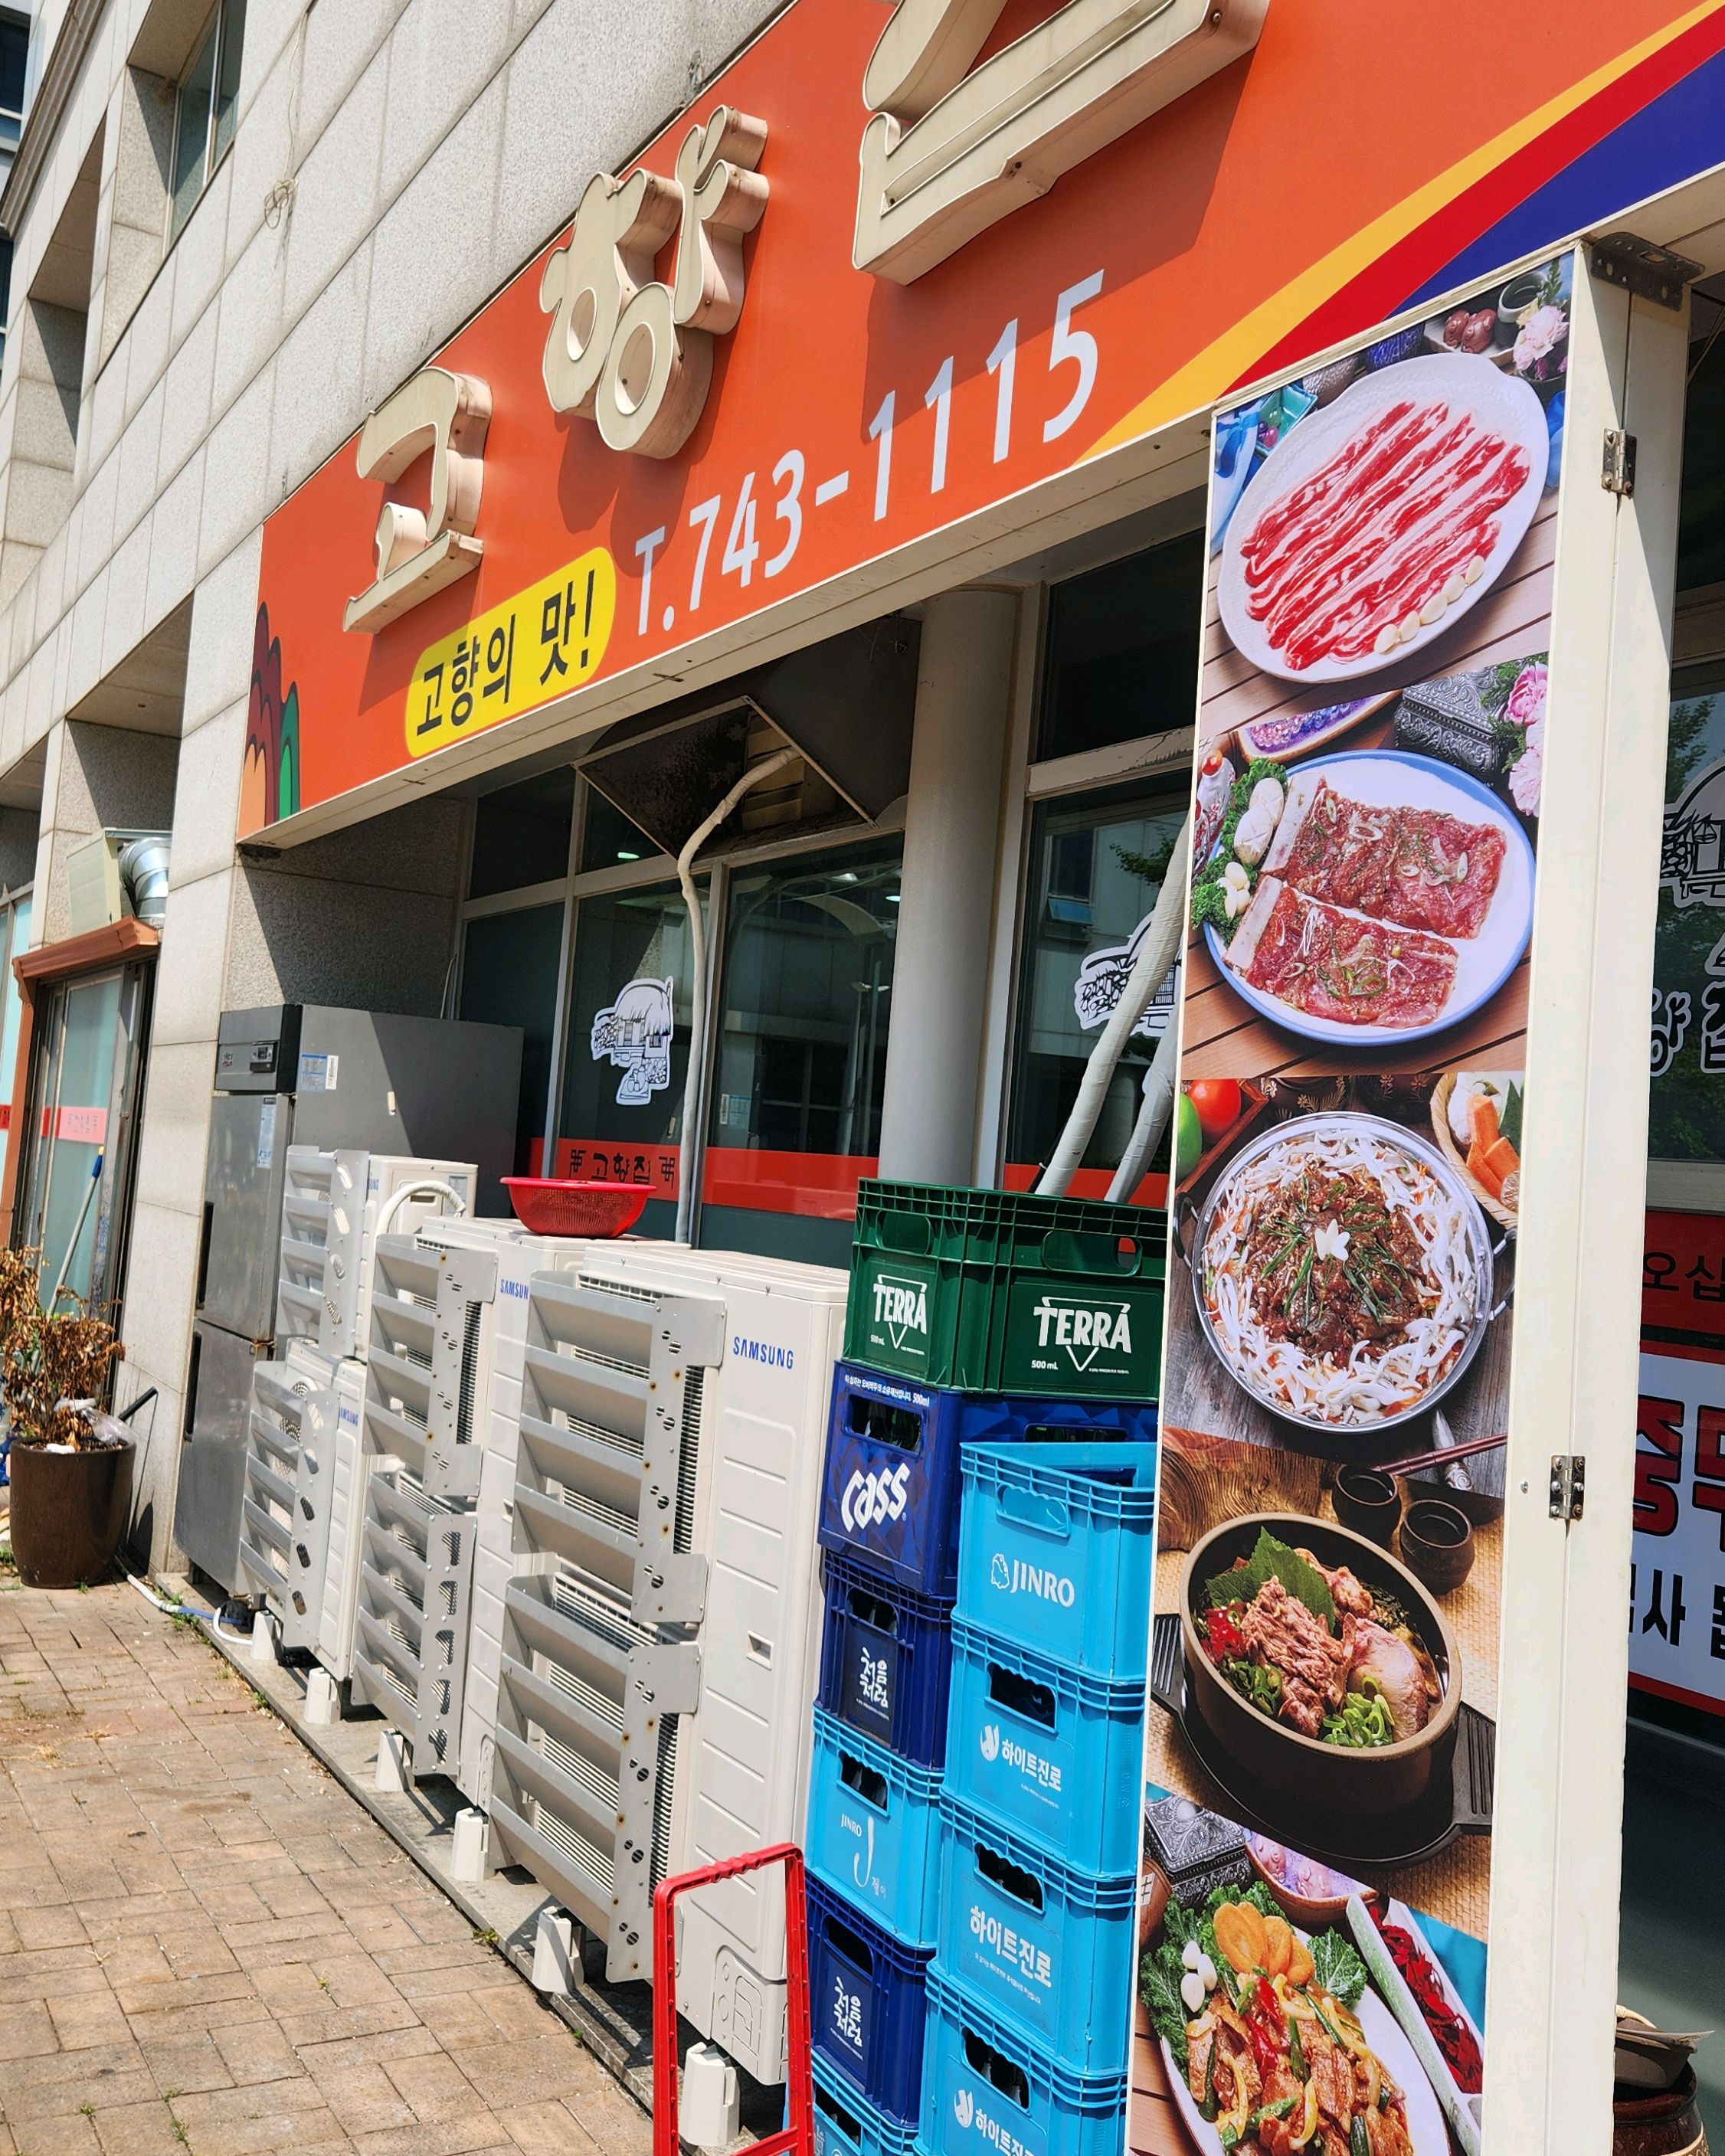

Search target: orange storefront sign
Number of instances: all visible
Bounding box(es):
[251,0,1725,839]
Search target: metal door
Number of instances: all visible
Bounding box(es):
[197,1091,291,1338]
[174,1317,273,1593]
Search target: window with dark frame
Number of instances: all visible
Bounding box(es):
[169,0,245,241]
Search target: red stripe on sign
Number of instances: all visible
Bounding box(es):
[1630,1670,1725,1719]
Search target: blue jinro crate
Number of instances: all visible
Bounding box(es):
[807,1706,944,1948]
[955,1441,1157,1677]
[944,1620,1144,1873]
[935,1794,1134,2073]
[813,2053,919,2156]
[917,1965,1128,2156]
[808,1873,935,2126]
[819,1552,954,1768]
[819,1362,1159,1599]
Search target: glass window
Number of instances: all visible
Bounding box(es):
[0,14,27,146]
[557,881,705,1227]
[702,840,901,1246]
[1006,783,1187,1191]
[579,783,657,872]
[169,0,244,241]
[0,892,29,1194]
[458,904,564,1177]
[1036,528,1204,763]
[468,767,574,899]
[212,0,244,162]
[25,969,123,1309]
[1678,321,1725,594]
[1651,664,1725,1163]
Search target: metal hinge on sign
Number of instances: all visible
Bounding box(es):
[1602,431,1637,498]
[1549,1454,1586,1521]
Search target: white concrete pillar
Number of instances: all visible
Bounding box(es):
[877,587,1019,1186]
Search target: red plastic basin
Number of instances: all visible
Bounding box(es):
[501,1178,650,1238]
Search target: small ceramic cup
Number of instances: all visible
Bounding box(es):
[1399,1499,1476,1595]
[1332,1465,1403,1547]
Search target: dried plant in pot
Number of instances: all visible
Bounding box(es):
[2,1251,131,1589]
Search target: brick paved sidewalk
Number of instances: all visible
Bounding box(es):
[0,1579,650,2156]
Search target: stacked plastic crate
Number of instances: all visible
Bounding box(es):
[804,1183,1163,2156]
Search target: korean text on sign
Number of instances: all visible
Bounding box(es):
[408,546,617,757]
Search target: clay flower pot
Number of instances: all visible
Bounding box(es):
[8,1438,134,1588]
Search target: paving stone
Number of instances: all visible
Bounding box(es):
[0,1588,641,2156]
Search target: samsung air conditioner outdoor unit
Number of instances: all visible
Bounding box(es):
[403,1215,594,1808]
[348,1468,475,1782]
[487,1241,846,2086]
[360,1228,499,1501]
[309,1356,379,1683]
[235,1339,342,1651]
[277,1147,475,1357]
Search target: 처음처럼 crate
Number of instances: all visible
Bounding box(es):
[918,1964,1128,2156]
[843,1183,1166,1400]
[818,1362,1158,1600]
[944,1619,1144,1875]
[819,1552,954,1769]
[935,1794,1134,2074]
[955,1441,1157,1678]
[813,2051,919,2156]
[807,1873,935,2126]
[807,1706,944,1949]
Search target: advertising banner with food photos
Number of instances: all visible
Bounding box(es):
[1134,254,1574,2156]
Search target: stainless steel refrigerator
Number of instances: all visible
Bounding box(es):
[174,1003,522,1593]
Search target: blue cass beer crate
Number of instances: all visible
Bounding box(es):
[944,1620,1143,1874]
[808,1873,935,2126]
[807,1706,944,1949]
[955,1441,1157,1677]
[819,1552,954,1768]
[819,1362,1158,1600]
[917,1965,1128,2156]
[935,1794,1134,2073]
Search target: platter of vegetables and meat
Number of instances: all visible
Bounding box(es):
[1191,751,1534,1049]
[1141,1881,1449,2156]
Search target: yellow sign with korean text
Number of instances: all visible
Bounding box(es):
[406,546,617,757]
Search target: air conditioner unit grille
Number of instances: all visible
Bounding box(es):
[532,1796,616,1893]
[674,1368,703,1558]
[650,1713,680,1886]
[542,1729,623,1814]
[557,1412,643,1461]
[542,1652,626,1739]
[581,1274,657,1306]
[550,1568,653,1656]
[557,1484,636,1543]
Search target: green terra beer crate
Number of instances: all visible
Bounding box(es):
[843,1181,1167,1400]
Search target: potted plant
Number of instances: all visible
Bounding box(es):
[1,1249,129,1589]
